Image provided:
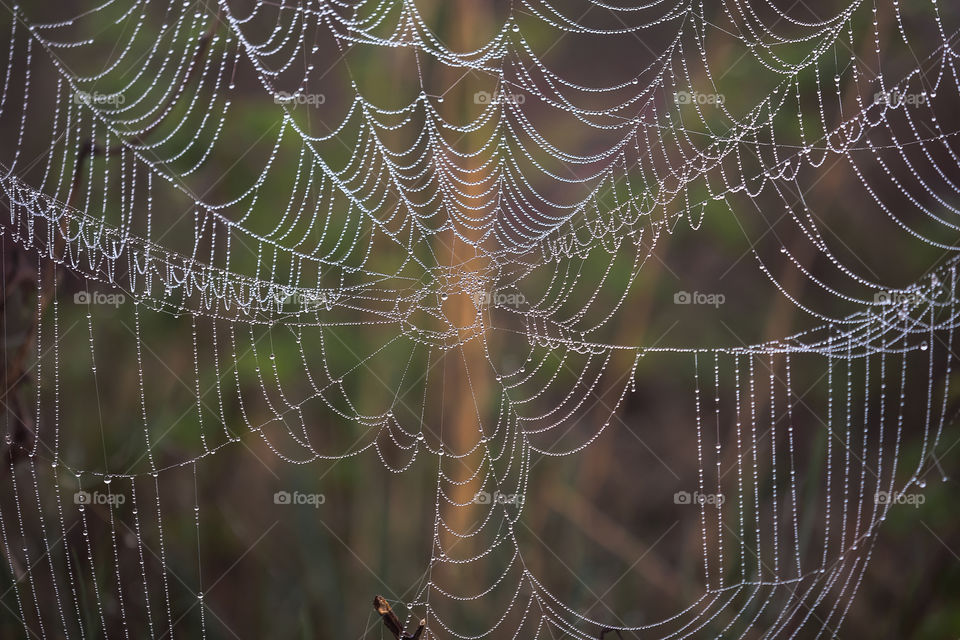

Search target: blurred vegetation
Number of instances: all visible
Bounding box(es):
[0,0,959,638]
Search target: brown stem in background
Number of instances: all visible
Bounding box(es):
[0,11,222,459]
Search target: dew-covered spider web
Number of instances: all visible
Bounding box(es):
[0,0,959,637]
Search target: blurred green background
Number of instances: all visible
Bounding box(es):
[1,0,960,638]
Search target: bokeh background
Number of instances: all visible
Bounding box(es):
[1,0,960,638]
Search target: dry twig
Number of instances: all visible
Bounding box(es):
[373,595,425,640]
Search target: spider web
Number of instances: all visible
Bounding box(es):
[0,0,958,637]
